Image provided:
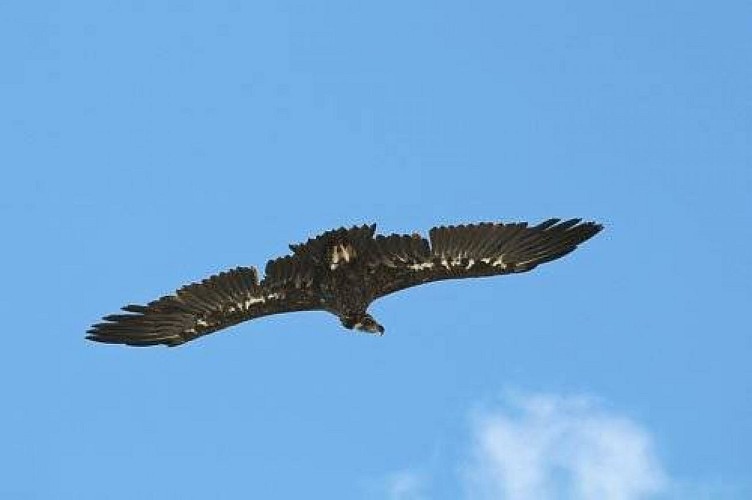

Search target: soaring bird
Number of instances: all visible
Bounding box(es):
[88,219,602,347]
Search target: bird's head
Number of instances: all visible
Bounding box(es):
[341,313,385,335]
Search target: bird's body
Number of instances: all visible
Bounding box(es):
[88,219,602,347]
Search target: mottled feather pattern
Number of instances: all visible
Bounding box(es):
[368,219,602,298]
[369,234,430,268]
[87,266,315,347]
[288,224,377,264]
[264,255,313,290]
[428,218,600,271]
[88,219,602,347]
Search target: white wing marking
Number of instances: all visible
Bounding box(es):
[409,262,434,271]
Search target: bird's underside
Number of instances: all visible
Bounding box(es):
[87,219,603,347]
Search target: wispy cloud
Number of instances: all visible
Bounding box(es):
[385,470,427,500]
[463,391,667,500]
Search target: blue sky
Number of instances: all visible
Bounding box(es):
[2,1,750,498]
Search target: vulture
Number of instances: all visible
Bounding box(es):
[88,219,602,347]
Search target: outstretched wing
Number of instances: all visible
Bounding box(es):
[365,219,602,300]
[87,264,320,347]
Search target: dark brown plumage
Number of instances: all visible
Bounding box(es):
[87,219,603,347]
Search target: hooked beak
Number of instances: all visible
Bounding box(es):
[353,319,385,336]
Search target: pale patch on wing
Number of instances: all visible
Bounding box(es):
[239,292,284,310]
[186,317,211,335]
[492,256,507,269]
[439,257,479,270]
[330,243,357,270]
[243,296,266,308]
[481,255,507,269]
[409,262,434,271]
[189,291,288,335]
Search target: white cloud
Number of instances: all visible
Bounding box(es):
[463,391,668,500]
[386,470,427,500]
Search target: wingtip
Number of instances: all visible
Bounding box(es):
[586,220,605,235]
